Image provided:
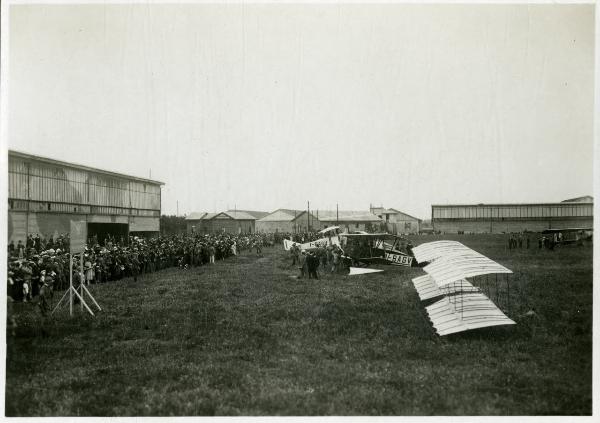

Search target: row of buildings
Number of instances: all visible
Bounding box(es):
[184,197,595,236]
[184,208,420,235]
[6,150,594,243]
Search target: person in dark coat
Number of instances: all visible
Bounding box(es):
[307,252,320,280]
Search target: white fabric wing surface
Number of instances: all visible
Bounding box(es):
[348,267,384,276]
[410,240,516,336]
[423,254,512,286]
[411,240,474,263]
[412,240,512,285]
[412,274,479,301]
[425,293,516,336]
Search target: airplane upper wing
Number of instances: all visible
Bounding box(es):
[318,226,341,234]
[340,233,398,239]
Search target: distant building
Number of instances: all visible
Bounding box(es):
[185,210,263,234]
[561,196,593,203]
[8,150,163,243]
[419,220,435,234]
[431,198,594,234]
[369,206,422,234]
[318,210,385,233]
[255,209,321,233]
[227,209,269,220]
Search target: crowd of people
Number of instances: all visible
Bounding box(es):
[508,233,530,249]
[288,243,346,280]
[6,231,280,316]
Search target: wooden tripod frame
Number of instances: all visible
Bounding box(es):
[52,253,102,317]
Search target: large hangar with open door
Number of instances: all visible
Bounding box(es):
[7,150,164,245]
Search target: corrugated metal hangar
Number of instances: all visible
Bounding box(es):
[7,150,164,243]
[431,197,593,234]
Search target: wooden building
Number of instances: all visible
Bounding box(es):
[7,150,164,243]
[318,210,385,233]
[370,206,422,234]
[255,209,321,233]
[186,210,263,234]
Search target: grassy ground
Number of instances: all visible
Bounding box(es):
[5,234,593,416]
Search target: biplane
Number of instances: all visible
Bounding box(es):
[541,228,592,246]
[410,240,515,336]
[338,233,415,268]
[283,226,341,252]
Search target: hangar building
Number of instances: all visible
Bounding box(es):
[7,150,164,243]
[431,197,593,234]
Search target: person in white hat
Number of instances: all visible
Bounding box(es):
[38,271,53,317]
[84,255,94,285]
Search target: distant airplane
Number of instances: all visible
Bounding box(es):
[541,228,593,246]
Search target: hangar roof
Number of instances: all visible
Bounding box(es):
[186,211,257,221]
[9,149,165,185]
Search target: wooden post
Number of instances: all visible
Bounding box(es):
[69,254,73,317]
[80,253,84,311]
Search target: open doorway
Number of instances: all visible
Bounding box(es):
[87,223,129,247]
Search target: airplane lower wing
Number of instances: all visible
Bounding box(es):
[425,293,515,336]
[348,267,384,276]
[412,275,480,301]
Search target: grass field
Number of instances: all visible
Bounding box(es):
[5,234,593,416]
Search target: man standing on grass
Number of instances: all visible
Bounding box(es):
[255,239,262,257]
[318,246,327,271]
[208,244,216,264]
[291,244,299,266]
[518,233,523,248]
[307,252,320,280]
[331,246,340,273]
[298,251,307,279]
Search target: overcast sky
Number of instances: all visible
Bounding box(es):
[6,3,595,218]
